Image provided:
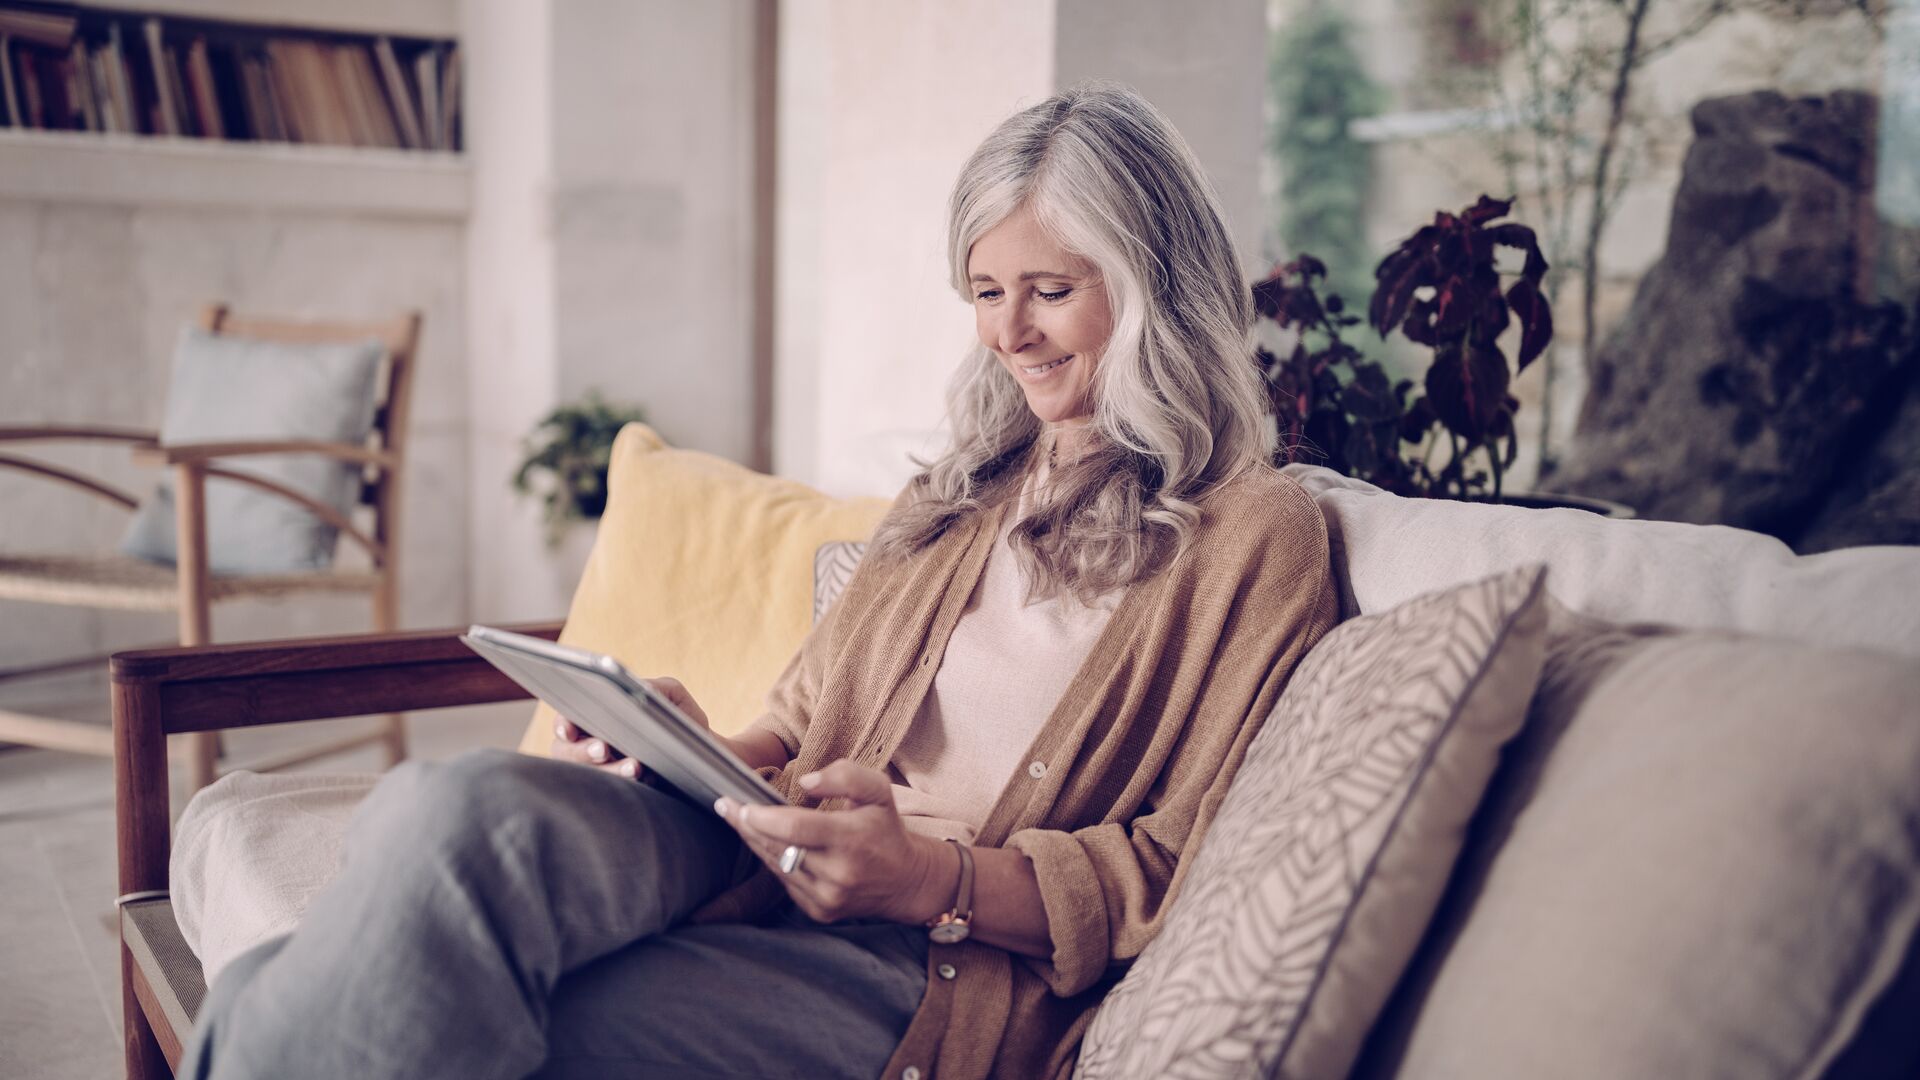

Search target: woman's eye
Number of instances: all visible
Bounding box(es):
[975,289,1002,302]
[1038,288,1071,302]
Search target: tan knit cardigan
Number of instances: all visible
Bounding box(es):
[717,465,1337,1080]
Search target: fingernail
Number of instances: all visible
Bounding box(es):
[553,719,567,739]
[588,740,608,763]
[619,759,638,778]
[798,772,820,789]
[713,797,732,817]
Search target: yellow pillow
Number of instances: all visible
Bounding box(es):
[516,423,890,754]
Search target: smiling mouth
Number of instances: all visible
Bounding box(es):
[1022,355,1073,375]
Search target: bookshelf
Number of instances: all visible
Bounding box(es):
[0,1,463,153]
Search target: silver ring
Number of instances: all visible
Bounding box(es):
[779,844,806,875]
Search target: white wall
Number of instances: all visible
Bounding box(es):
[774,0,1269,497]
[464,0,758,621]
[776,0,1058,497]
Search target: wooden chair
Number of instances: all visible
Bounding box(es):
[0,303,422,793]
[111,621,562,1078]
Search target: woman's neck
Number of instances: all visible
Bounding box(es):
[1031,418,1092,493]
[1044,418,1092,463]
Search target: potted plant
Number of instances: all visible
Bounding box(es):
[512,391,649,546]
[1255,194,1630,516]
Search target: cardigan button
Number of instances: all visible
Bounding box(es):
[903,1068,923,1080]
[1027,760,1047,779]
[938,963,957,980]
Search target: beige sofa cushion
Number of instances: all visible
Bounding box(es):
[1280,464,1920,658]
[172,770,378,984]
[1077,565,1550,1080]
[1354,607,1920,1080]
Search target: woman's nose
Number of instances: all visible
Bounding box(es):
[993,302,1042,356]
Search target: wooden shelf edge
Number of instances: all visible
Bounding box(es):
[0,129,470,219]
[99,0,459,41]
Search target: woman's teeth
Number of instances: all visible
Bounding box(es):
[1024,355,1072,375]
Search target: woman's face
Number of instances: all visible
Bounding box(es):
[967,206,1113,425]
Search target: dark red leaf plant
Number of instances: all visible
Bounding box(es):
[1255,255,1429,496]
[1369,195,1553,499]
[1256,195,1554,502]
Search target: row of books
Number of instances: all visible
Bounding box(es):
[0,5,461,151]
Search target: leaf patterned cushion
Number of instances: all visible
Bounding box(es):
[1076,564,1551,1080]
[813,540,866,625]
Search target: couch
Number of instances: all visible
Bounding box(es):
[112,424,1920,1079]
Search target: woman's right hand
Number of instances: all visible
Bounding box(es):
[549,676,714,781]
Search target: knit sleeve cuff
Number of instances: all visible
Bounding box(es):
[1006,826,1113,996]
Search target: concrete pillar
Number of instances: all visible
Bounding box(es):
[465,0,757,620]
[1054,0,1268,278]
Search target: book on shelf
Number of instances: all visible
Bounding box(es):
[141,17,176,134]
[0,2,460,153]
[373,36,421,150]
[183,35,220,138]
[0,5,75,48]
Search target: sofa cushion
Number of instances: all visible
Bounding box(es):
[516,424,890,751]
[1353,605,1920,1080]
[171,770,376,984]
[1076,565,1550,1080]
[122,327,386,574]
[1280,464,1920,658]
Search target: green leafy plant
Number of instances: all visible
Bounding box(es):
[1256,195,1553,501]
[511,392,647,545]
[1270,2,1384,307]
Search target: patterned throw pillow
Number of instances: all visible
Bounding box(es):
[813,540,866,624]
[1076,564,1551,1080]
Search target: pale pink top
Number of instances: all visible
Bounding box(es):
[890,497,1119,844]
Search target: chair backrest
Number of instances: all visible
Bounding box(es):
[196,302,423,571]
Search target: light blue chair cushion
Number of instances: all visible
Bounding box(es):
[121,327,385,575]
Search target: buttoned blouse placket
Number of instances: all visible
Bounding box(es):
[849,502,1010,774]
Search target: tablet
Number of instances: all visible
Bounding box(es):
[460,625,784,810]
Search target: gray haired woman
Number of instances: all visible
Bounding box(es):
[183,83,1337,1080]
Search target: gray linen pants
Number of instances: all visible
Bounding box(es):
[179,749,929,1080]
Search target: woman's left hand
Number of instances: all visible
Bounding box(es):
[715,760,949,925]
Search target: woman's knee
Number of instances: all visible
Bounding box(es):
[351,748,559,856]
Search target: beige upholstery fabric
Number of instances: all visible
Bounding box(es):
[172,771,378,984]
[1355,606,1920,1080]
[1077,565,1551,1080]
[1280,463,1920,658]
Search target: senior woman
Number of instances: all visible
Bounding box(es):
[183,84,1337,1080]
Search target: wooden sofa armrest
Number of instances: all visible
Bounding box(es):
[110,621,563,735]
[110,620,560,1078]
[111,620,562,890]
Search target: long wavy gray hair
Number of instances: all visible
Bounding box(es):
[868,83,1272,602]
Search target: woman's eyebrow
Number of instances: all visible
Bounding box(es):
[969,270,1077,283]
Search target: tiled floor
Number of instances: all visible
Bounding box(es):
[0,680,532,1080]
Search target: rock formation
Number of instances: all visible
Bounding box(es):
[1546,90,1920,552]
